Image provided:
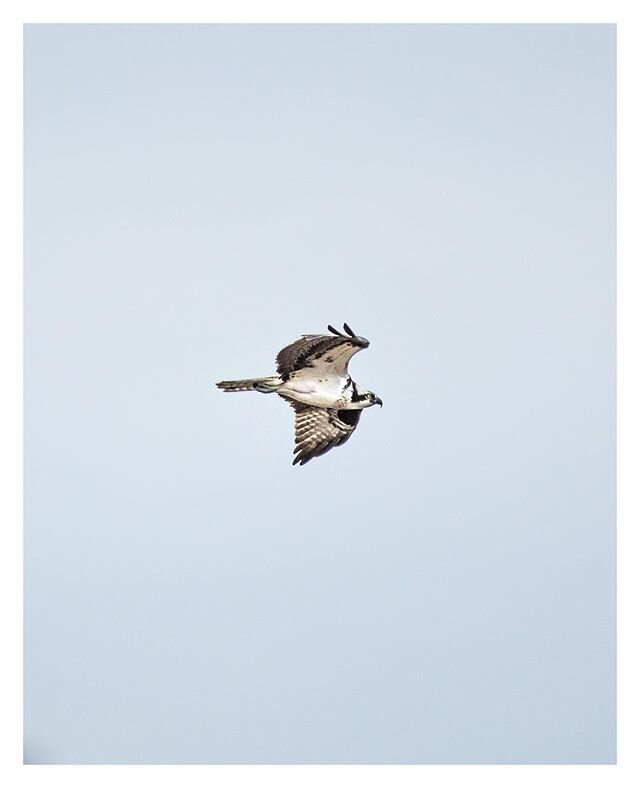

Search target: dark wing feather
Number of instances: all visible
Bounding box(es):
[280,398,363,465]
[276,333,369,378]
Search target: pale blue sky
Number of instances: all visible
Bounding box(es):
[24,24,615,763]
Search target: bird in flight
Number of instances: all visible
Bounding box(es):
[216,323,382,466]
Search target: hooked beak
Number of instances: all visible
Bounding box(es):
[373,396,383,407]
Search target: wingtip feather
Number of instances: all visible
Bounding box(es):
[343,322,356,337]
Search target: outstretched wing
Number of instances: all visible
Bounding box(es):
[276,323,370,379]
[281,398,363,466]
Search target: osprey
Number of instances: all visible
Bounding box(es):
[216,323,382,466]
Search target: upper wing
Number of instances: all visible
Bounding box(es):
[276,323,370,379]
[281,398,363,466]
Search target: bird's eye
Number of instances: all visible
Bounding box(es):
[368,393,374,399]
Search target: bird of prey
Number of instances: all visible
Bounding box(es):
[216,323,382,466]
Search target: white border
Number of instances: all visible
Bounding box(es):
[2,2,637,786]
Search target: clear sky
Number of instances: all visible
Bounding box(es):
[24,24,616,764]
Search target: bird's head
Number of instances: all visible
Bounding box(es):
[354,388,383,409]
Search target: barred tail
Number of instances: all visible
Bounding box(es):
[216,376,282,393]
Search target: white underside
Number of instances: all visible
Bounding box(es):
[278,375,348,409]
